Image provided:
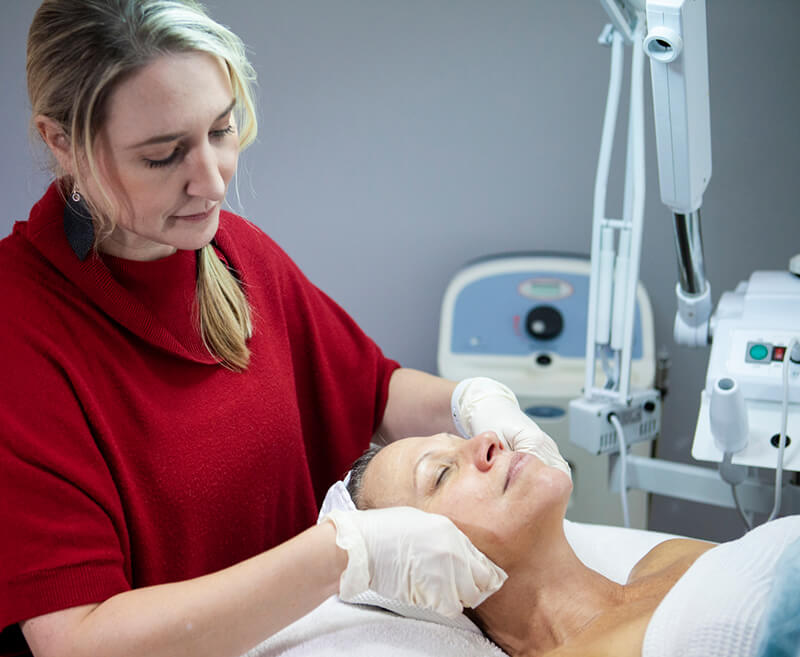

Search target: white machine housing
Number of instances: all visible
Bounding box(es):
[645,0,712,214]
[578,0,800,520]
[693,270,800,470]
[438,254,656,527]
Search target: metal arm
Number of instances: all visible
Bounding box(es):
[575,0,713,404]
[645,0,714,346]
[574,1,800,531]
[673,210,707,295]
[570,0,711,517]
[569,14,661,463]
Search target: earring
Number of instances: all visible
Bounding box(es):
[64,182,94,261]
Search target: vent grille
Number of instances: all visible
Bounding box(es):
[601,419,658,453]
[640,419,657,436]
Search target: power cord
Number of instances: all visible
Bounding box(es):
[767,337,798,522]
[729,471,753,530]
[609,413,630,528]
[728,336,797,528]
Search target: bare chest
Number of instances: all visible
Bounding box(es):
[542,548,711,657]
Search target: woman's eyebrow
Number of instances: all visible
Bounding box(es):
[216,98,237,119]
[127,98,236,149]
[413,450,436,492]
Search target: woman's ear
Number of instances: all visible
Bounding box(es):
[34,114,74,175]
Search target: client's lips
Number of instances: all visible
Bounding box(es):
[504,452,531,492]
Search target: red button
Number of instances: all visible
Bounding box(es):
[772,346,786,362]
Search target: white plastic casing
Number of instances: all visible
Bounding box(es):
[692,271,800,470]
[709,377,749,454]
[645,0,712,213]
[438,256,656,394]
[673,281,711,346]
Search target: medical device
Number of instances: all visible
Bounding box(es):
[570,0,800,526]
[438,253,656,527]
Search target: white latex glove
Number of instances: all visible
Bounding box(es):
[452,377,571,477]
[324,507,507,618]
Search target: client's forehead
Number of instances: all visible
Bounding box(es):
[362,437,423,508]
[363,434,456,508]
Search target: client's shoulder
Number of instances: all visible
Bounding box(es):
[547,539,716,657]
[627,538,715,585]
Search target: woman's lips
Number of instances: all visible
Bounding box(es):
[504,452,531,492]
[173,205,215,221]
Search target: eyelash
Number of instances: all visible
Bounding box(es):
[434,465,451,489]
[145,124,236,169]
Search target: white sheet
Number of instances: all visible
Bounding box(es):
[564,519,682,584]
[245,519,682,657]
[643,515,800,657]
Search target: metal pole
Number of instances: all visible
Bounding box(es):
[673,209,708,295]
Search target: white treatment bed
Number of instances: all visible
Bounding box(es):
[244,519,685,657]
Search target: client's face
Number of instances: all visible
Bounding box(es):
[359,432,572,569]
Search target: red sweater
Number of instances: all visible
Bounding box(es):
[0,183,399,655]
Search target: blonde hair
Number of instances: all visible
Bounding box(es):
[27,0,257,370]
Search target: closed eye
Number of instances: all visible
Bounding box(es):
[145,124,235,169]
[210,124,236,139]
[146,147,182,168]
[434,465,451,489]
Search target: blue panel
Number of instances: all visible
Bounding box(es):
[525,405,566,419]
[450,270,644,358]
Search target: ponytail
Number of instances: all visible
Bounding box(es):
[195,243,252,371]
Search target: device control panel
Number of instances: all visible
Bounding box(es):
[745,341,800,365]
[449,270,645,359]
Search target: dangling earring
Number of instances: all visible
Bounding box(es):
[64,181,94,261]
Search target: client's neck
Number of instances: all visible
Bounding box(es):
[471,527,624,657]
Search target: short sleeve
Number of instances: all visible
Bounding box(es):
[278,255,400,501]
[218,221,401,503]
[0,311,130,634]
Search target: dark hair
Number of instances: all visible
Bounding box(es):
[346,444,383,509]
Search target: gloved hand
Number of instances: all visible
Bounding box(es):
[324,506,507,618]
[452,377,571,477]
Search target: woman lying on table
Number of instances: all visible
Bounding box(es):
[333,381,800,657]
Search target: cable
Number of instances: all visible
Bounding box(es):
[721,450,751,531]
[767,337,798,522]
[730,482,753,531]
[609,413,630,528]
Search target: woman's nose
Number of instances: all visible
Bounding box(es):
[467,431,504,472]
[185,142,226,200]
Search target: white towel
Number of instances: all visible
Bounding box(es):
[244,595,508,657]
[643,515,800,657]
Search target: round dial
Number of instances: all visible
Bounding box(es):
[525,305,563,341]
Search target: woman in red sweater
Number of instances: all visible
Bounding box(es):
[0,1,556,656]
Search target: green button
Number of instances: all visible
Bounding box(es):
[749,344,769,360]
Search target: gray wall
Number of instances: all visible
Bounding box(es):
[3,1,799,542]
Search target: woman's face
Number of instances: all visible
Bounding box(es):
[359,432,572,569]
[86,51,240,260]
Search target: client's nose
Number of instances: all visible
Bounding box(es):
[468,431,504,472]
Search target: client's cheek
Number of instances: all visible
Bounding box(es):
[450,518,510,566]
